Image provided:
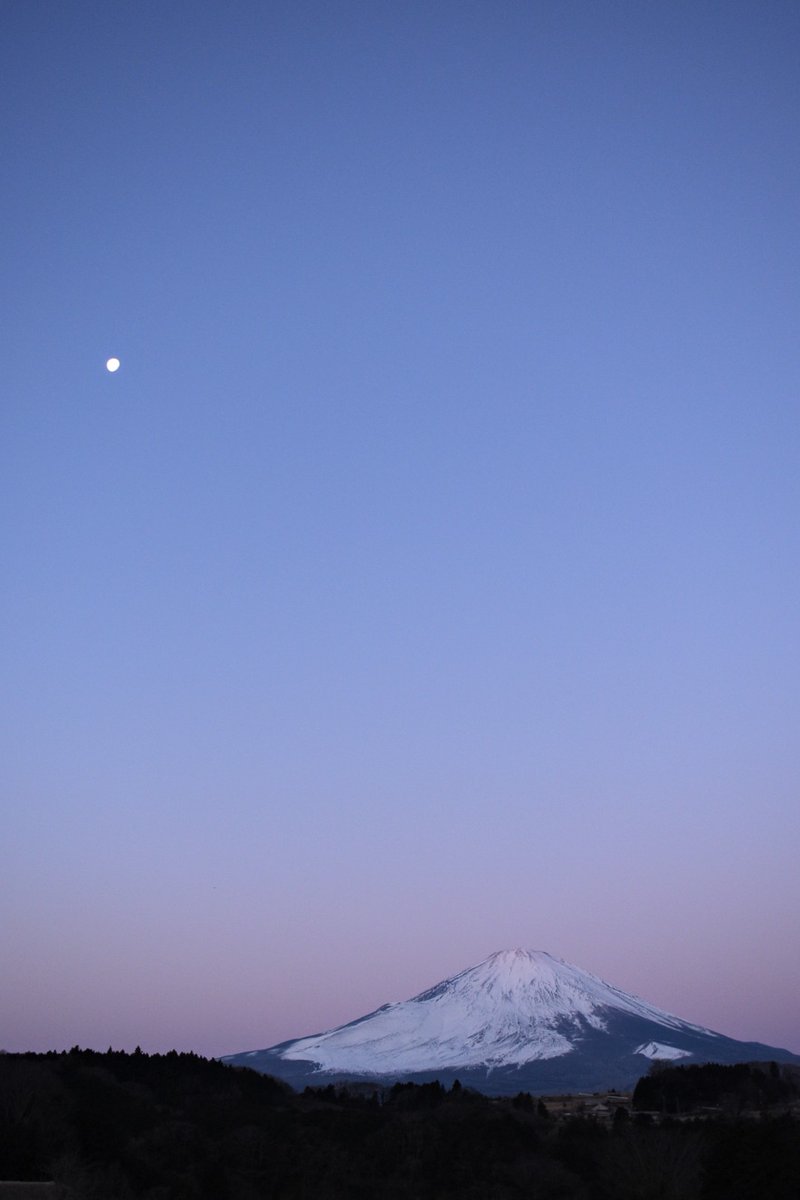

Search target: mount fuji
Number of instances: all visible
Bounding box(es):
[222,950,800,1094]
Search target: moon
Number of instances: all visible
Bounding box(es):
[106,357,121,373]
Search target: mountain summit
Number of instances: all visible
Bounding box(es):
[223,949,800,1094]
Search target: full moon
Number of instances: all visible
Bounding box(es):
[106,357,121,373]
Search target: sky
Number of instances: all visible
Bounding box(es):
[2,0,799,1059]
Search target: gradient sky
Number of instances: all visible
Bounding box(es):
[3,1,799,1059]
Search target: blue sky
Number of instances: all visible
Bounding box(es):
[3,0,799,1057]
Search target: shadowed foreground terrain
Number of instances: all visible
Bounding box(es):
[1,1050,799,1198]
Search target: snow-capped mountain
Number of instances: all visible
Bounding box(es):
[222,949,800,1094]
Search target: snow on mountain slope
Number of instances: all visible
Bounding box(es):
[221,948,800,1093]
[271,949,715,1073]
[635,1041,693,1061]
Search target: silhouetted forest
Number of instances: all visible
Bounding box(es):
[1,1049,799,1198]
[633,1060,800,1116]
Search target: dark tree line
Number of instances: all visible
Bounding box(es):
[633,1061,800,1115]
[1,1049,799,1199]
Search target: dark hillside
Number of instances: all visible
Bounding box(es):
[2,1050,799,1198]
[633,1061,800,1115]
